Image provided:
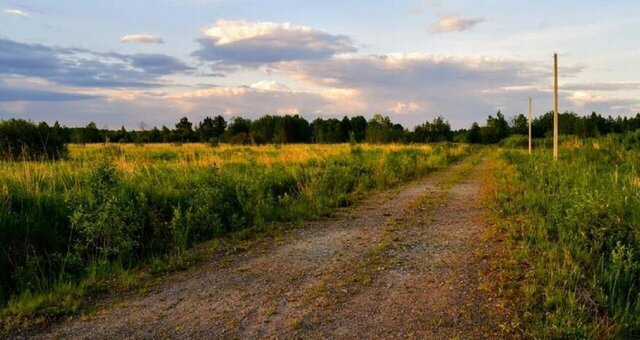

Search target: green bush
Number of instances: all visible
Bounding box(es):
[66,161,147,265]
[499,135,528,148]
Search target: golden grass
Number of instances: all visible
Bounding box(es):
[0,143,466,197]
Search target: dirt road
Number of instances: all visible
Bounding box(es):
[37,155,511,339]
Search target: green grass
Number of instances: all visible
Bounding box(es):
[0,142,470,330]
[489,133,640,338]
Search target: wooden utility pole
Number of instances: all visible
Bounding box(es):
[528,97,532,154]
[553,53,559,161]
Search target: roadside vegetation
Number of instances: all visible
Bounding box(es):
[489,131,640,338]
[0,142,469,330]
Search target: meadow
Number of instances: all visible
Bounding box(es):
[490,131,640,337]
[0,142,469,325]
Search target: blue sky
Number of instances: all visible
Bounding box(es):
[1,0,639,128]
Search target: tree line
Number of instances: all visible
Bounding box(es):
[456,111,640,144]
[0,113,452,147]
[1,111,639,160]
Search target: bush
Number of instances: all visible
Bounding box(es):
[207,137,219,148]
[66,160,147,265]
[170,167,245,248]
[499,135,528,148]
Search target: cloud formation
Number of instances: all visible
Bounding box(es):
[166,81,330,117]
[0,92,186,128]
[563,82,640,91]
[151,54,554,128]
[193,20,356,65]
[3,9,29,17]
[0,84,97,102]
[2,17,638,129]
[0,38,192,89]
[430,15,485,33]
[126,54,193,75]
[120,34,164,44]
[279,54,543,125]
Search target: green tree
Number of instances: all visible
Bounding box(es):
[175,117,194,142]
[414,116,452,142]
[349,116,368,142]
[483,111,510,143]
[468,122,482,144]
[510,114,528,135]
[366,114,402,143]
[197,116,227,142]
[0,119,68,160]
[225,117,252,144]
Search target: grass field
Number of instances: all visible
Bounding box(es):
[0,142,469,327]
[489,133,640,338]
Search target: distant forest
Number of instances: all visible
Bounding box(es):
[1,111,640,159]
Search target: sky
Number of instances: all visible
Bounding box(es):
[1,0,640,129]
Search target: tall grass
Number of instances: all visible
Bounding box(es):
[0,142,469,322]
[490,132,640,337]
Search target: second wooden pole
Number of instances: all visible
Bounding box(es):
[553,53,559,161]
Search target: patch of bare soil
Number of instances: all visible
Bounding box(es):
[34,156,512,339]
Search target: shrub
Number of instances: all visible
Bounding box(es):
[499,135,529,148]
[207,137,219,148]
[170,167,245,247]
[66,160,147,265]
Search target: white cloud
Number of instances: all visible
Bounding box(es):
[564,82,640,91]
[569,91,614,104]
[120,34,165,44]
[165,84,330,118]
[430,15,484,33]
[4,9,29,17]
[193,19,356,65]
[391,101,421,114]
[249,80,291,92]
[203,21,315,45]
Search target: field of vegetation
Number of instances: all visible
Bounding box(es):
[0,142,469,327]
[490,131,640,338]
[3,111,640,336]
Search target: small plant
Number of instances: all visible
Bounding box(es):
[100,144,124,158]
[207,137,219,148]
